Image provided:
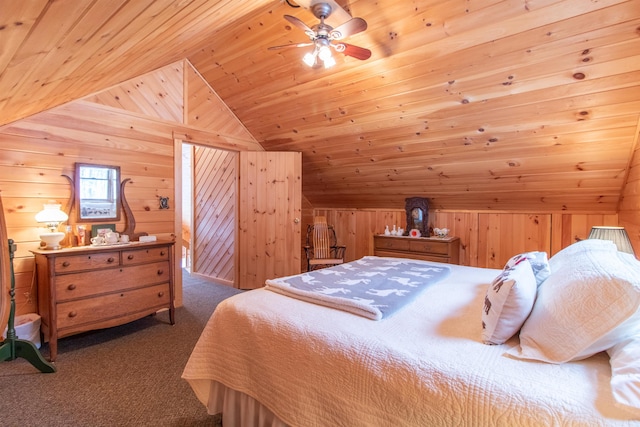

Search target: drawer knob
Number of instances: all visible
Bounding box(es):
[157,269,164,276]
[107,257,115,263]
[158,291,164,297]
[67,284,76,291]
[68,311,77,318]
[62,261,70,267]
[127,255,134,260]
[160,251,166,256]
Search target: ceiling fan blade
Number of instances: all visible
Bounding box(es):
[268,42,314,51]
[284,15,315,37]
[330,17,367,40]
[333,42,371,60]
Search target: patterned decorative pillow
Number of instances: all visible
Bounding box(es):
[504,251,550,286]
[482,259,537,345]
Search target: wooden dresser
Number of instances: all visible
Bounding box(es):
[31,241,175,361]
[374,235,460,265]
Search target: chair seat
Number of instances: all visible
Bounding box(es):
[309,258,343,266]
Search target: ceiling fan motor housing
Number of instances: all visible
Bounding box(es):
[311,3,332,20]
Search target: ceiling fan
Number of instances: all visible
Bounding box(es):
[268,2,371,68]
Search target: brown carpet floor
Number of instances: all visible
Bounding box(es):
[0,270,242,427]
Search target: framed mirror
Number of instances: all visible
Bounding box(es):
[75,163,121,222]
[404,197,429,237]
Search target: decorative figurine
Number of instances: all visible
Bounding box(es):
[158,196,170,210]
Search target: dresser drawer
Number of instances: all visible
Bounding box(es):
[408,240,449,255]
[54,252,120,273]
[374,236,410,251]
[373,235,460,265]
[56,283,171,330]
[122,247,170,265]
[55,261,171,301]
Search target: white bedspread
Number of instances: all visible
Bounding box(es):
[183,257,640,426]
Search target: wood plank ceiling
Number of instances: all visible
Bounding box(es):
[2,0,639,213]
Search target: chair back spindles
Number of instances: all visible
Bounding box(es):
[304,216,346,272]
[313,217,331,259]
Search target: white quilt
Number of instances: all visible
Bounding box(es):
[183,257,640,426]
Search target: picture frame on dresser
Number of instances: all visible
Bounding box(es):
[91,223,116,238]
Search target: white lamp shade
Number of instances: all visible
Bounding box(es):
[588,226,635,255]
[35,203,68,224]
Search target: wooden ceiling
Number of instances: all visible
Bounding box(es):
[2,0,639,212]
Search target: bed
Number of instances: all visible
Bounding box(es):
[183,240,640,426]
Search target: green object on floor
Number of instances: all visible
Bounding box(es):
[0,239,56,373]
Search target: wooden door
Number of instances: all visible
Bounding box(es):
[238,152,302,289]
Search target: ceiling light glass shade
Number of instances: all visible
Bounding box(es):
[588,226,635,255]
[323,55,336,68]
[302,51,317,67]
[318,45,332,61]
[35,203,69,250]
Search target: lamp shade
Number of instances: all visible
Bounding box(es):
[35,203,68,225]
[588,226,635,255]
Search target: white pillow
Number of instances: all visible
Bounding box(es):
[482,259,537,345]
[504,251,550,286]
[607,254,640,413]
[509,243,640,363]
[608,335,640,416]
[548,238,616,272]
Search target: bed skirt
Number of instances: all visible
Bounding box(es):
[200,379,289,427]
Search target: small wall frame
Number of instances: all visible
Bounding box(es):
[404,197,429,237]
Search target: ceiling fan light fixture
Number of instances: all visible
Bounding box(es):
[269,3,371,68]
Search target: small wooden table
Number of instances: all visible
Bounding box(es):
[373,234,460,265]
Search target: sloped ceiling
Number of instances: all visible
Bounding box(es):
[1,0,639,212]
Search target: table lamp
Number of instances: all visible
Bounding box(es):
[35,202,69,249]
[588,226,635,255]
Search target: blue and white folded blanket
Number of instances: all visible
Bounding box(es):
[265,256,451,320]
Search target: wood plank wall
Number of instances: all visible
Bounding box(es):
[619,124,640,254]
[0,60,264,317]
[312,208,622,269]
[0,101,177,315]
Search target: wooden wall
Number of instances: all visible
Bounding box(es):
[0,100,178,315]
[619,127,640,255]
[312,208,622,269]
[0,61,264,317]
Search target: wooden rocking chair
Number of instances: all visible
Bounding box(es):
[304,216,346,272]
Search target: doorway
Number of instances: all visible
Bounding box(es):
[182,143,237,287]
